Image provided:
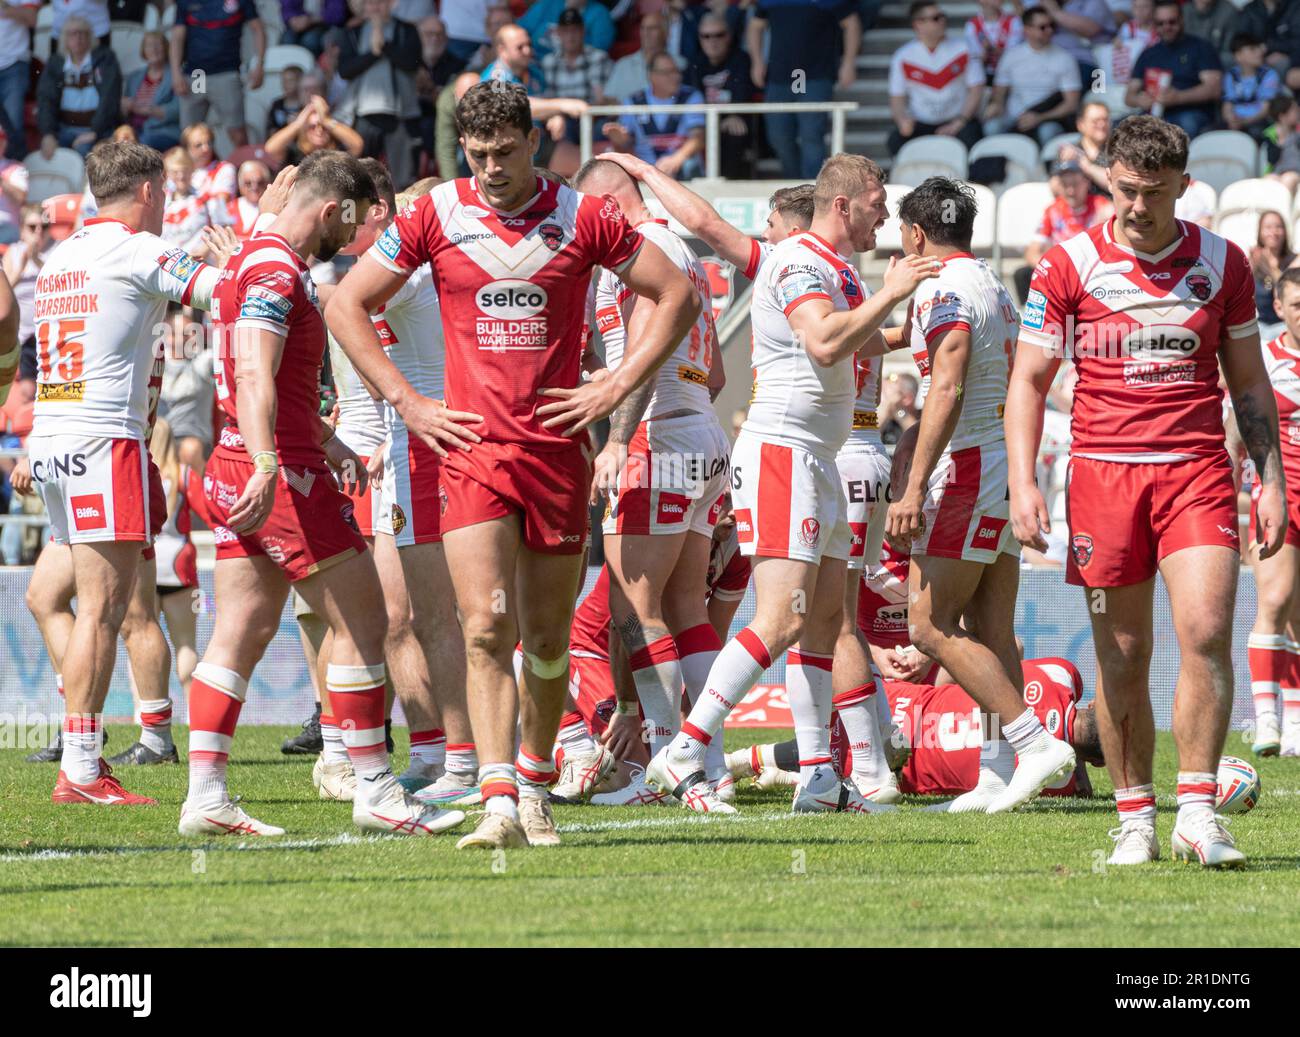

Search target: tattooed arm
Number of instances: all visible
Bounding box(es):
[1221,333,1287,558]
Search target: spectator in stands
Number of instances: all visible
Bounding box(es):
[1015,160,1112,302]
[161,147,212,254]
[1037,0,1115,81]
[482,22,546,96]
[542,9,613,106]
[888,2,985,154]
[606,12,682,103]
[1111,0,1157,82]
[880,372,920,447]
[3,204,50,361]
[1242,0,1300,77]
[446,0,493,63]
[266,92,365,167]
[966,0,1024,85]
[1184,0,1238,66]
[751,0,860,180]
[1222,33,1282,141]
[1126,0,1222,139]
[1263,94,1300,178]
[982,7,1081,146]
[0,126,27,245]
[0,1,37,157]
[468,4,514,74]
[280,0,349,56]
[159,307,216,473]
[1049,100,1111,195]
[436,70,480,180]
[121,30,180,152]
[36,16,123,158]
[1252,210,1293,323]
[51,0,111,51]
[228,159,269,239]
[337,0,421,189]
[171,0,265,150]
[688,12,757,180]
[680,0,747,68]
[417,14,467,92]
[604,51,705,180]
[394,0,434,24]
[1174,175,1216,227]
[182,122,236,214]
[520,0,615,59]
[266,66,307,140]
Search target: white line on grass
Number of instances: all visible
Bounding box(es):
[557,810,797,834]
[0,833,395,863]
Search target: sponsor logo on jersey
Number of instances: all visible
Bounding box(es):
[777,266,825,309]
[212,523,238,544]
[1149,271,1171,281]
[390,502,407,537]
[539,223,564,252]
[969,515,1008,552]
[37,381,85,402]
[875,603,907,626]
[598,198,624,222]
[1022,289,1047,331]
[1024,680,1044,706]
[1124,324,1201,362]
[1090,285,1144,300]
[31,453,87,482]
[70,494,107,531]
[461,205,491,219]
[1185,273,1212,301]
[476,279,548,350]
[376,224,402,262]
[450,232,495,244]
[658,492,690,524]
[677,365,708,386]
[848,521,866,556]
[733,507,753,542]
[798,517,821,548]
[1044,708,1061,736]
[158,249,202,283]
[1071,532,1093,568]
[1172,256,1197,268]
[240,285,292,323]
[261,537,287,564]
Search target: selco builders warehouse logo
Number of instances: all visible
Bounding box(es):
[476,279,548,351]
[50,968,151,1017]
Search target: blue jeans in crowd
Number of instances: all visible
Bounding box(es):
[1164,106,1213,140]
[764,77,834,181]
[0,61,28,158]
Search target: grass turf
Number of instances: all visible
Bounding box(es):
[1,726,1298,947]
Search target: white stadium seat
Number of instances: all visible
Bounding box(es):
[994,181,1054,264]
[1187,131,1258,194]
[1214,178,1294,249]
[969,183,996,251]
[1087,47,1135,116]
[968,133,1042,191]
[870,183,914,254]
[868,182,996,256]
[263,45,316,75]
[111,22,147,77]
[24,148,86,203]
[890,136,968,187]
[1039,131,1081,169]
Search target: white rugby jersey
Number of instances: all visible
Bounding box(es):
[889,38,984,125]
[378,263,446,431]
[162,192,211,254]
[745,231,866,460]
[31,217,218,441]
[593,219,715,418]
[328,331,388,456]
[909,252,1017,452]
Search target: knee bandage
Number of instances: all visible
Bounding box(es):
[192,662,249,703]
[522,649,569,680]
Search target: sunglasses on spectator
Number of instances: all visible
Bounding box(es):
[699,31,728,39]
[1028,21,1054,30]
[23,222,44,232]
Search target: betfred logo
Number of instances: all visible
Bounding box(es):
[477,279,547,320]
[658,492,690,524]
[71,494,107,531]
[969,515,1007,552]
[734,507,754,542]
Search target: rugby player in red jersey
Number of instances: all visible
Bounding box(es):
[325,82,701,849]
[1007,116,1286,868]
[185,151,467,838]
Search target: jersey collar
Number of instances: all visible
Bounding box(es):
[634,218,669,229]
[83,216,136,234]
[804,230,851,263]
[1102,215,1187,264]
[468,174,545,218]
[938,251,974,265]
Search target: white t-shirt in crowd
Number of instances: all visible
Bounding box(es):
[994,42,1082,118]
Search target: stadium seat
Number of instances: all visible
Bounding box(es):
[890,136,968,187]
[111,22,147,76]
[969,134,1041,191]
[1214,178,1293,250]
[1039,131,1081,169]
[870,182,914,254]
[263,45,316,75]
[244,80,284,145]
[1087,49,1135,116]
[969,183,996,251]
[36,3,51,29]
[1187,131,1258,194]
[24,148,86,203]
[993,181,1054,266]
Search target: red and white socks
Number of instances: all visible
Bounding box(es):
[1247,632,1287,730]
[326,663,391,801]
[479,762,520,820]
[1284,643,1300,752]
[671,627,772,764]
[62,714,103,785]
[516,747,555,801]
[629,634,683,756]
[187,662,247,807]
[557,711,597,758]
[832,681,887,786]
[446,742,478,780]
[1114,783,1157,829]
[787,648,836,790]
[138,697,174,755]
[409,728,446,771]
[1175,771,1217,825]
[320,711,348,765]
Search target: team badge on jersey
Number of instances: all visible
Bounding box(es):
[539,223,564,252]
[1024,680,1043,706]
[376,224,402,262]
[798,517,821,548]
[1185,274,1211,301]
[1071,533,1093,568]
[390,503,407,537]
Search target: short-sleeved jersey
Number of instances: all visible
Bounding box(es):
[888,38,985,124]
[211,230,325,465]
[327,333,387,456]
[909,252,1018,452]
[369,176,643,449]
[857,539,910,649]
[742,239,775,281]
[746,231,866,460]
[31,217,218,441]
[1264,334,1300,485]
[376,262,446,432]
[1035,194,1110,247]
[1020,219,1257,458]
[593,219,715,418]
[888,656,1083,796]
[850,351,883,441]
[192,160,237,210]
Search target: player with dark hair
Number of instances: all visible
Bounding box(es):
[1008,115,1285,867]
[325,81,702,849]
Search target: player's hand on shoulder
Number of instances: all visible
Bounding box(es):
[227,469,278,535]
[1009,482,1051,553]
[325,435,368,496]
[537,378,620,436]
[259,165,298,216]
[882,253,941,302]
[399,394,483,458]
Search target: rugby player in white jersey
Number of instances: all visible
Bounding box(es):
[1007,116,1285,867]
[885,176,1077,813]
[648,154,938,813]
[26,141,221,806]
[571,158,731,794]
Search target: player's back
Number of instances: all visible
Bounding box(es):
[910,254,1017,452]
[376,262,445,431]
[32,218,209,442]
[746,232,861,459]
[212,230,325,465]
[328,331,386,457]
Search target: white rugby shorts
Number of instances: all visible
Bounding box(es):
[29,434,150,546]
[911,441,1019,564]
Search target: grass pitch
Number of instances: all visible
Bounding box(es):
[2,727,1298,947]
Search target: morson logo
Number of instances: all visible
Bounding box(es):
[477,279,547,320]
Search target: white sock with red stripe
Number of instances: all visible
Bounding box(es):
[1114,783,1156,828]
[187,662,247,807]
[516,747,555,799]
[409,728,446,769]
[326,663,391,801]
[446,742,478,777]
[629,634,683,756]
[832,682,887,784]
[677,624,726,772]
[558,711,597,756]
[62,714,103,785]
[1284,642,1300,742]
[138,697,174,754]
[479,762,519,820]
[671,627,772,764]
[1247,632,1287,725]
[787,648,836,788]
[320,713,349,764]
[1176,771,1217,824]
[1001,707,1050,754]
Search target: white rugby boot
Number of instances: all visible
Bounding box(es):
[414,769,482,807]
[1107,821,1160,865]
[589,767,672,806]
[550,745,618,803]
[518,794,561,846]
[985,735,1076,813]
[850,770,902,804]
[1171,811,1247,869]
[314,756,357,802]
[179,798,285,837]
[1252,713,1281,757]
[353,775,466,836]
[647,746,736,814]
[924,764,1009,814]
[708,766,736,803]
[791,766,895,814]
[456,810,529,850]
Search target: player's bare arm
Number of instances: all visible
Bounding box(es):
[1222,332,1288,558]
[1005,333,1063,553]
[788,254,938,367]
[0,267,18,406]
[538,241,701,435]
[600,631,642,762]
[590,292,662,502]
[227,325,287,534]
[887,328,972,544]
[324,255,483,457]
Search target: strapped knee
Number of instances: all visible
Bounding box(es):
[522,649,569,680]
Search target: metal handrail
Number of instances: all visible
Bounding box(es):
[579,101,860,179]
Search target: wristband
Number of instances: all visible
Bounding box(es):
[251,451,279,474]
[614,700,639,716]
